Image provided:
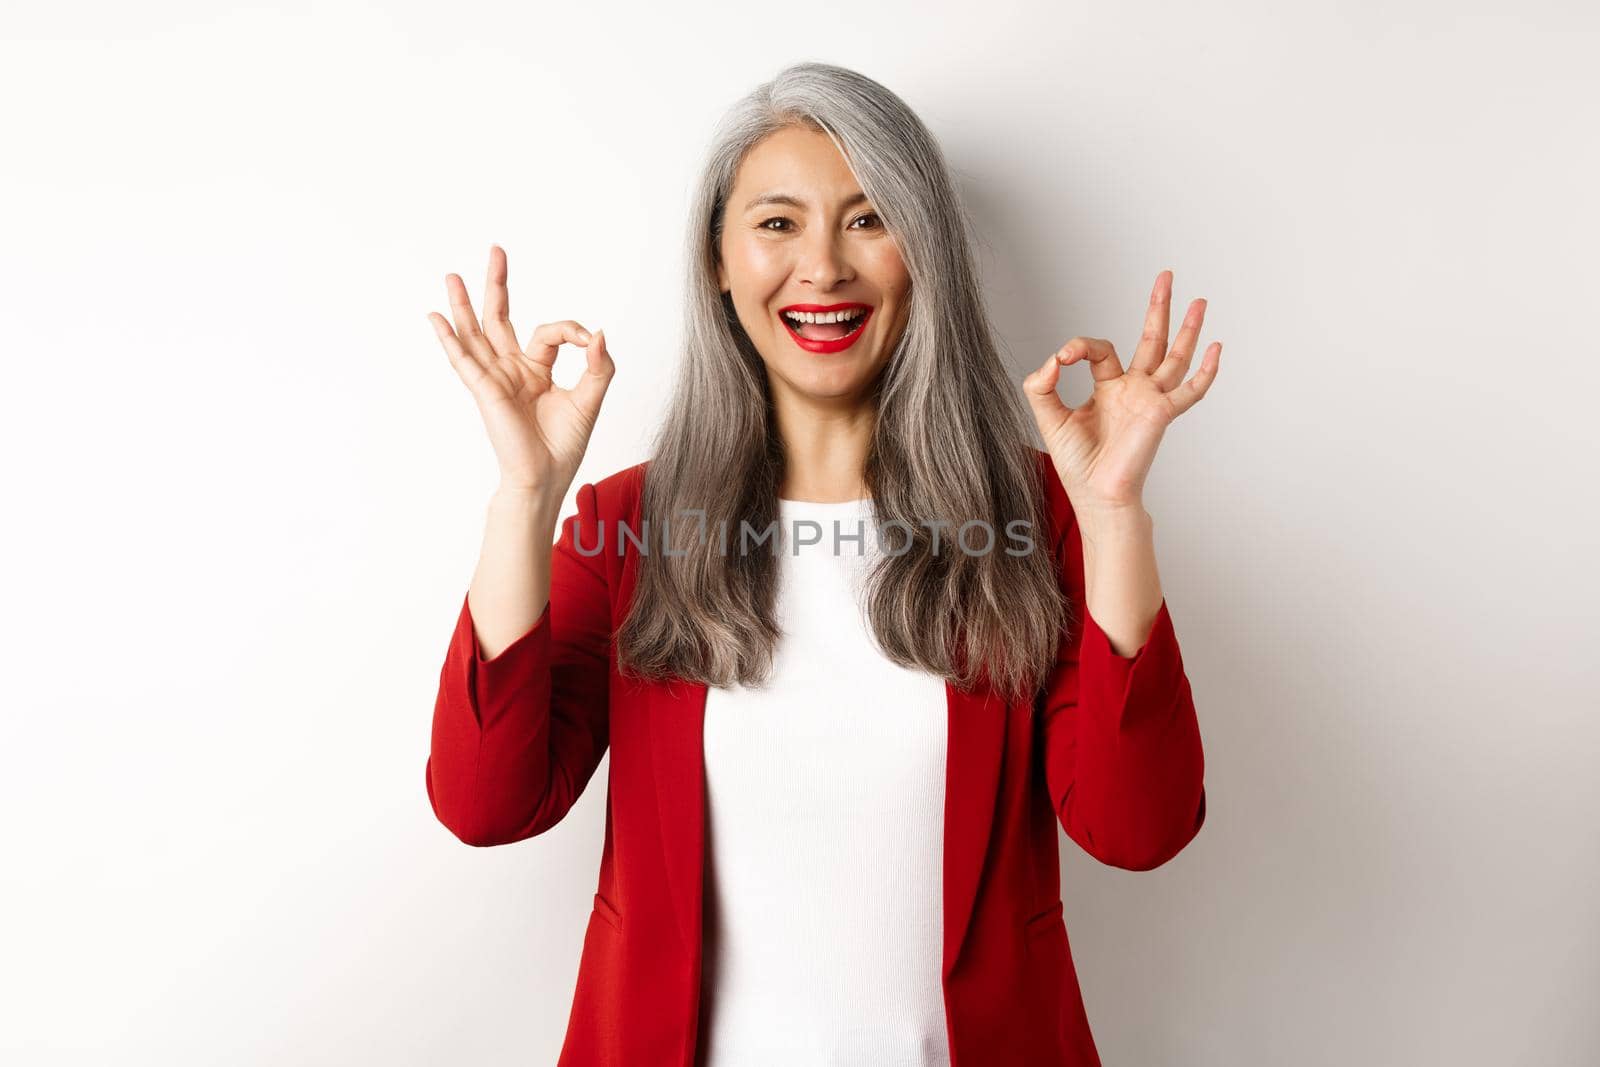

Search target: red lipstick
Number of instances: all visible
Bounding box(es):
[777,301,873,354]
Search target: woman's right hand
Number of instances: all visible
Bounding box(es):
[428,244,615,496]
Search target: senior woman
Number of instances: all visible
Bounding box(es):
[425,61,1218,1067]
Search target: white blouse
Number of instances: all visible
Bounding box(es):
[699,496,952,1066]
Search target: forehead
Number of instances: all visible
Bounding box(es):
[731,126,864,207]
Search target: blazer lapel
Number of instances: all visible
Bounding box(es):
[941,680,1007,980]
[611,493,711,960]
[648,675,709,959]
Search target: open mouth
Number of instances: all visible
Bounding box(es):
[778,305,872,351]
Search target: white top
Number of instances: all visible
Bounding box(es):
[699,497,952,1066]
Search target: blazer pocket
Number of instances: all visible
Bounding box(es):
[592,890,622,931]
[1023,898,1064,938]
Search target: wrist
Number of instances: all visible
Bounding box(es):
[490,483,565,521]
[1075,501,1152,544]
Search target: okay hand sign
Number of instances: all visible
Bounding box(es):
[1023,270,1221,515]
[428,244,616,494]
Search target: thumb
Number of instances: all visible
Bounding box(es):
[569,327,617,420]
[1022,350,1072,436]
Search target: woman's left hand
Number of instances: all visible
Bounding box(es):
[1023,270,1221,518]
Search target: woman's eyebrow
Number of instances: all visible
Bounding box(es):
[743,191,871,212]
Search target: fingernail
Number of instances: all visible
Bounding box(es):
[578,329,593,342]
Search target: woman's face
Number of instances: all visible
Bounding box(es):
[717,125,912,409]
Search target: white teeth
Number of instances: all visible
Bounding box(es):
[782,308,866,324]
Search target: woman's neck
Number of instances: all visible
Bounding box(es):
[770,384,876,503]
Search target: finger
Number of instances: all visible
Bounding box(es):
[1152,298,1207,392]
[567,327,617,420]
[523,320,594,373]
[481,244,522,361]
[428,311,490,389]
[1059,337,1124,383]
[1022,348,1075,432]
[1127,270,1173,375]
[446,273,498,366]
[1167,341,1221,418]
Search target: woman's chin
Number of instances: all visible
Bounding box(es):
[768,359,883,405]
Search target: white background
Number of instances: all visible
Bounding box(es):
[3,2,1596,1064]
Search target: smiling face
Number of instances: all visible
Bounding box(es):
[716,124,912,410]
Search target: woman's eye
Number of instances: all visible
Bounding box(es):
[760,213,881,233]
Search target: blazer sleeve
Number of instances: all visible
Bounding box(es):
[425,481,613,847]
[1036,506,1208,871]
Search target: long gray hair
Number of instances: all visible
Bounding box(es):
[616,61,1069,705]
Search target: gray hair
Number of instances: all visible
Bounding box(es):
[616,61,1068,704]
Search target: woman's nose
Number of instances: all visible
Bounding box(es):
[794,232,852,289]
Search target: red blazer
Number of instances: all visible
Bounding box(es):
[426,449,1207,1066]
